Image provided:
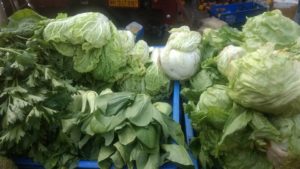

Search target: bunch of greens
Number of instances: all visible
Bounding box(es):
[0,9,80,169]
[63,90,193,169]
[183,10,300,169]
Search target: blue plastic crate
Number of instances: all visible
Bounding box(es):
[14,81,185,169]
[173,82,200,169]
[14,158,179,169]
[184,114,200,169]
[209,2,266,27]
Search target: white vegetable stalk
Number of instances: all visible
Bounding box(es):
[159,26,202,80]
[150,47,163,66]
[160,47,200,80]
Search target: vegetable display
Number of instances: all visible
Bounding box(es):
[183,10,300,169]
[3,6,299,169]
[0,8,190,169]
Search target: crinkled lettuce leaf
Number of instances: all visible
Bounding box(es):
[227,44,300,116]
[243,10,300,50]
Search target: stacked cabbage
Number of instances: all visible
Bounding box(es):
[183,10,300,169]
[42,13,170,100]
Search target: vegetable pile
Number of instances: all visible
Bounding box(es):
[0,9,192,169]
[183,10,300,169]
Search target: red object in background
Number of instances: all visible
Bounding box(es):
[28,0,71,8]
[151,0,184,24]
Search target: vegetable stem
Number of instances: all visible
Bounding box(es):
[0,47,22,55]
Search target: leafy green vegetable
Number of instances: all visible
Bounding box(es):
[200,26,243,61]
[0,10,78,168]
[144,63,171,100]
[195,85,233,129]
[73,91,193,169]
[117,47,171,101]
[130,40,150,64]
[43,12,112,49]
[1,8,46,37]
[43,12,113,73]
[267,114,300,169]
[217,45,246,77]
[222,149,273,169]
[243,10,300,50]
[92,30,135,82]
[186,85,233,168]
[181,57,227,102]
[227,44,300,116]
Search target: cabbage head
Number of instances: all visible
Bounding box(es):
[243,10,300,50]
[43,12,114,73]
[217,45,246,77]
[160,26,201,80]
[227,44,300,116]
[92,30,135,82]
[44,12,112,48]
[194,85,233,129]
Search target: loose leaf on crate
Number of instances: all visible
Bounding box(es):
[162,144,193,167]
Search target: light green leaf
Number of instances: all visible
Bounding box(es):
[118,125,136,145]
[125,94,153,127]
[219,111,252,146]
[103,131,115,146]
[98,146,114,162]
[250,113,280,141]
[110,151,125,169]
[153,102,172,116]
[162,144,193,167]
[135,125,158,149]
[130,145,149,169]
[144,151,160,169]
